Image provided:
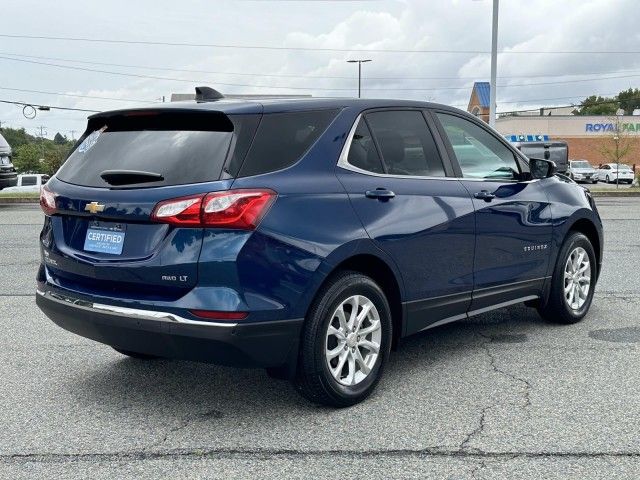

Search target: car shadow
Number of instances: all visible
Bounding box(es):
[70,304,550,419]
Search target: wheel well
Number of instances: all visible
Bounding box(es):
[325,255,403,347]
[568,219,601,277]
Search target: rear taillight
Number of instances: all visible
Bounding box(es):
[150,189,276,229]
[40,185,56,215]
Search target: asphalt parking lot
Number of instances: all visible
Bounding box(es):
[1,198,639,479]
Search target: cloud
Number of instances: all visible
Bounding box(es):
[1,0,639,136]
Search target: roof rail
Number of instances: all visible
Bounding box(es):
[195,86,224,102]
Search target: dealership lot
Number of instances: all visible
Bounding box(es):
[0,198,639,479]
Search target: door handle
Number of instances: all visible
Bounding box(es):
[473,190,496,202]
[365,188,395,200]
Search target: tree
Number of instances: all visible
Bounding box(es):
[13,143,43,173]
[617,88,640,115]
[574,95,618,115]
[599,115,637,188]
[53,132,68,145]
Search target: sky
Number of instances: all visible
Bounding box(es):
[1,0,639,139]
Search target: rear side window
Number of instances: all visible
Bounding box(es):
[237,110,338,177]
[366,111,446,177]
[21,176,37,186]
[347,119,384,174]
[57,111,236,188]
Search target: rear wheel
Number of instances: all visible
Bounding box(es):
[605,175,610,183]
[538,232,596,324]
[112,347,161,360]
[294,271,392,407]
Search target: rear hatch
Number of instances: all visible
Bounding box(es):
[40,108,259,300]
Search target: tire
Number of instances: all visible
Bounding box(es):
[592,180,598,184]
[537,232,596,324]
[112,347,161,360]
[605,175,610,183]
[294,271,392,407]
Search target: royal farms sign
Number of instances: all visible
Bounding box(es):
[585,122,640,133]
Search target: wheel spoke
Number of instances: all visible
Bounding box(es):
[331,350,348,378]
[358,320,380,336]
[335,308,348,332]
[346,353,356,385]
[358,339,379,354]
[354,348,370,375]
[327,343,345,360]
[328,325,345,340]
[355,302,372,331]
[564,280,573,293]
[347,296,360,329]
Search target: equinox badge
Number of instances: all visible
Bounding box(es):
[84,202,105,214]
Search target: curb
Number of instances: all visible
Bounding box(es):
[590,190,640,197]
[0,197,39,205]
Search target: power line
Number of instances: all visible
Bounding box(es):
[3,55,640,92]
[4,51,640,81]
[0,98,99,113]
[0,87,159,104]
[3,33,640,54]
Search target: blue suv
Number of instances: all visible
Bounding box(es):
[37,90,603,406]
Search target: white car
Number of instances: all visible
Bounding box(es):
[2,174,50,193]
[568,160,598,184]
[596,164,635,184]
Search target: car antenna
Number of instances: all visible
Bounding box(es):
[195,86,224,102]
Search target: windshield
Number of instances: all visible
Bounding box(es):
[571,161,592,168]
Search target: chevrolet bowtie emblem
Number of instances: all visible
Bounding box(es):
[84,202,105,214]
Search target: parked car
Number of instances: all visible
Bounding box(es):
[567,160,598,184]
[596,163,635,184]
[0,133,18,190]
[36,92,603,407]
[3,173,50,193]
[513,140,569,173]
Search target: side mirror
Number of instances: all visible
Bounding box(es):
[529,157,557,179]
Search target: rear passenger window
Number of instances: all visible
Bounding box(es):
[366,111,446,177]
[237,110,338,177]
[347,119,384,174]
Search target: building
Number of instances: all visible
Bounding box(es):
[466,83,640,165]
[467,82,490,123]
[496,115,640,165]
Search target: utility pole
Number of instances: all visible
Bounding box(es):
[489,0,499,128]
[69,130,77,141]
[36,125,47,159]
[347,59,372,98]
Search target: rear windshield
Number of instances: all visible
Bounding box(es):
[57,111,236,188]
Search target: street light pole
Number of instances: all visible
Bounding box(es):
[489,0,499,128]
[347,59,372,98]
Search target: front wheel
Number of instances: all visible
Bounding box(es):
[294,271,392,407]
[538,232,596,324]
[605,175,610,183]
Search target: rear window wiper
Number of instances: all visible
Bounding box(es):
[100,170,164,186]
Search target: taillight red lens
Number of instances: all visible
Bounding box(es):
[150,189,275,229]
[189,310,248,321]
[202,189,276,229]
[40,185,57,215]
[150,194,203,226]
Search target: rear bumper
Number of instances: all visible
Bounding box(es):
[36,289,303,368]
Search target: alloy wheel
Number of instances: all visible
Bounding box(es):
[325,295,382,386]
[563,246,591,310]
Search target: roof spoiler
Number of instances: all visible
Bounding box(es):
[195,86,224,102]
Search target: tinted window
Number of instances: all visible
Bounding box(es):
[366,111,446,177]
[437,113,519,180]
[57,111,236,188]
[346,119,384,174]
[21,176,37,186]
[238,110,338,177]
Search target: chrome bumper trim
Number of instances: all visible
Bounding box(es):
[36,289,238,328]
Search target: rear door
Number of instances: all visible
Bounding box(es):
[432,110,554,314]
[336,109,475,335]
[41,109,258,300]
